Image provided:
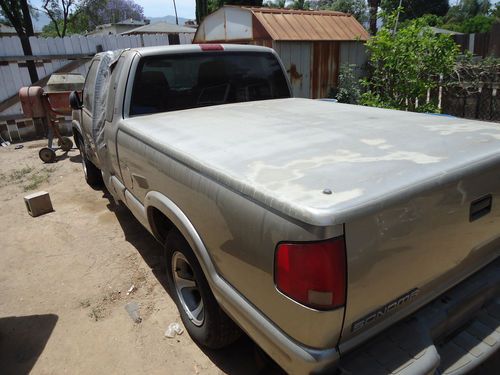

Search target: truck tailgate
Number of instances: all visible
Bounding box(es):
[341,157,500,348]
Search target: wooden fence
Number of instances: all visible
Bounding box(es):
[452,23,500,59]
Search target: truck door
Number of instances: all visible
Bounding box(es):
[81,59,99,163]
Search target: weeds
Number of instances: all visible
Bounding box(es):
[23,171,50,191]
[18,166,56,191]
[9,166,34,181]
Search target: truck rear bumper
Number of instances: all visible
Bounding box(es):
[212,274,341,374]
[338,257,500,375]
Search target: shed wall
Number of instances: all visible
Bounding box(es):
[339,41,368,80]
[195,7,253,42]
[311,41,340,99]
[273,41,311,98]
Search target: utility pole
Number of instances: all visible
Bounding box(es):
[173,0,178,25]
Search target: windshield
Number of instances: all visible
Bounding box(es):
[130,51,291,116]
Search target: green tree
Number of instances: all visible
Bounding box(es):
[320,0,368,23]
[442,0,495,33]
[0,0,39,83]
[52,0,144,35]
[459,14,496,32]
[368,0,380,34]
[41,0,78,37]
[361,13,459,112]
[290,0,308,9]
[264,0,286,8]
[335,63,361,103]
[208,0,224,13]
[445,0,491,23]
[196,0,208,23]
[381,0,449,21]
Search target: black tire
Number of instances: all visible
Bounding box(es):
[164,230,241,349]
[39,147,56,163]
[77,136,102,187]
[58,137,73,152]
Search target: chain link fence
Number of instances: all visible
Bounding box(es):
[442,85,500,123]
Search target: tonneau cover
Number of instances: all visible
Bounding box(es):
[122,98,500,226]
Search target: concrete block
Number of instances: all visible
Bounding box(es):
[24,191,53,217]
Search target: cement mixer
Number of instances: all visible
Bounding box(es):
[19,73,84,163]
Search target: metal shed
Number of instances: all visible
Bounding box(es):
[194,6,369,98]
[122,21,196,45]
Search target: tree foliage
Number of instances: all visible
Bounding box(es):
[381,0,449,21]
[0,0,39,82]
[196,0,208,23]
[361,13,459,112]
[335,63,361,103]
[42,0,77,37]
[445,0,491,22]
[41,0,144,35]
[264,0,286,8]
[367,0,380,34]
[90,0,143,25]
[441,0,496,33]
[318,0,368,23]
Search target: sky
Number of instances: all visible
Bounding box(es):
[30,0,197,21]
[29,0,500,27]
[139,0,195,19]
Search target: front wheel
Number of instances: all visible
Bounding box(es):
[77,137,102,187]
[165,230,241,349]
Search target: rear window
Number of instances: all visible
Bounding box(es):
[130,51,291,116]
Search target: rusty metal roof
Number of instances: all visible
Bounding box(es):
[245,7,369,42]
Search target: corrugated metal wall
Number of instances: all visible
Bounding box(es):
[311,41,340,99]
[272,41,366,99]
[273,41,311,98]
[339,41,368,81]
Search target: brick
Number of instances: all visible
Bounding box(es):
[24,191,53,217]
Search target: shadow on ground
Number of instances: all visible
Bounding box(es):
[0,314,58,375]
[101,189,284,375]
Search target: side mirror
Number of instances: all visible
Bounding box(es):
[69,90,82,110]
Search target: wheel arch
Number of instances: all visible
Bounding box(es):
[145,191,217,281]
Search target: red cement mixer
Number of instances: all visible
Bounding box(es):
[19,73,84,163]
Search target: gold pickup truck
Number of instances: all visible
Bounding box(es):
[70,44,500,374]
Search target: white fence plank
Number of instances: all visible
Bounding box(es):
[1,33,192,111]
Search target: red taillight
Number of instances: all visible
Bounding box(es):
[199,44,224,51]
[275,237,346,310]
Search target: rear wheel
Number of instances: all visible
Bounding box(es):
[165,230,241,349]
[77,136,102,187]
[58,137,73,152]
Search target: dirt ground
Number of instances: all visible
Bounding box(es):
[0,140,277,375]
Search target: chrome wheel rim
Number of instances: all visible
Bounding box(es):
[171,251,204,326]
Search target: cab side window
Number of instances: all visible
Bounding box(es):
[83,61,99,113]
